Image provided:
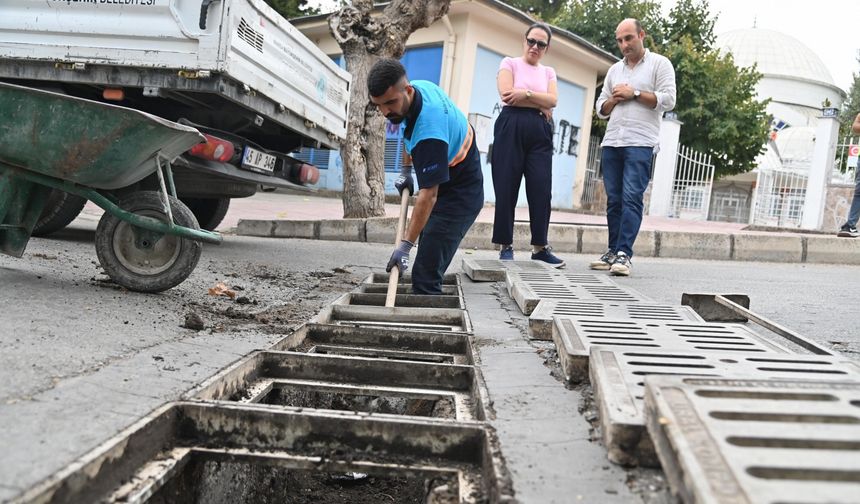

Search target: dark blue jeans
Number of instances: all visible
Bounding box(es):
[845,170,860,227]
[412,210,480,295]
[601,146,653,257]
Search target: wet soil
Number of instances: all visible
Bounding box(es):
[260,387,457,418]
[148,457,460,504]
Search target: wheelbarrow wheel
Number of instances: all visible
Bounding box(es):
[32,189,87,236]
[95,191,202,293]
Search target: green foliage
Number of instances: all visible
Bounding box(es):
[663,0,716,50]
[263,0,319,20]
[839,72,860,137]
[665,36,770,176]
[506,0,566,20]
[551,0,664,58]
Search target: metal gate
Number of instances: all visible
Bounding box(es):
[750,167,808,227]
[670,144,714,220]
[833,135,859,184]
[580,135,603,209]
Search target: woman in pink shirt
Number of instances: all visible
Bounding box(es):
[491,22,564,267]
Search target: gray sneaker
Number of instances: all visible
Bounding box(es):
[610,252,631,276]
[589,249,616,270]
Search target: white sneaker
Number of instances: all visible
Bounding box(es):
[589,249,616,270]
[610,252,631,276]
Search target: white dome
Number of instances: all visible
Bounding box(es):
[717,28,835,86]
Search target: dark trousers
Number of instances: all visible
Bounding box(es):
[412,210,480,295]
[491,106,553,247]
[601,146,653,257]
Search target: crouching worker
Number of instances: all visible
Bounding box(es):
[368,58,483,294]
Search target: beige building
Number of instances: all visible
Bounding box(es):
[292,0,616,209]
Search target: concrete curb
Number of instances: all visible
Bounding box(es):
[236,219,860,265]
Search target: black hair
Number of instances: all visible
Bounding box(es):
[367,58,406,98]
[633,19,643,33]
[525,22,552,45]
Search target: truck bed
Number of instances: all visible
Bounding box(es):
[0,0,350,150]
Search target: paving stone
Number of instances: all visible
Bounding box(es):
[553,319,792,383]
[645,376,860,504]
[545,224,579,252]
[272,219,316,238]
[318,218,365,242]
[528,300,704,340]
[732,234,803,262]
[806,235,860,264]
[365,217,398,244]
[658,231,731,260]
[590,349,860,467]
[236,219,274,237]
[580,227,656,257]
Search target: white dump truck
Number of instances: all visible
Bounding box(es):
[0,0,350,232]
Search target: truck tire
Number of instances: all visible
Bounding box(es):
[32,190,87,237]
[95,191,202,293]
[181,197,231,231]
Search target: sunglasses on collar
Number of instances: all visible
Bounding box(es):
[526,38,548,50]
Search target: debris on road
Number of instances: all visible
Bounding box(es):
[208,282,236,299]
[182,311,205,331]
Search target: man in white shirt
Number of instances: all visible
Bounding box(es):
[591,18,676,276]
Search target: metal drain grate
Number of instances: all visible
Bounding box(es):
[461,258,552,281]
[503,271,613,295]
[314,305,473,333]
[590,349,860,467]
[16,402,506,503]
[271,323,474,364]
[528,300,704,340]
[645,377,860,504]
[189,351,484,422]
[553,319,793,383]
[509,279,652,315]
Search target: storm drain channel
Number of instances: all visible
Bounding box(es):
[553,319,794,383]
[645,377,860,504]
[461,257,860,502]
[528,300,704,340]
[16,272,512,504]
[270,323,474,364]
[590,348,860,467]
[18,402,501,504]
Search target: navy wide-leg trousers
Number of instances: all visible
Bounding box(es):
[491,106,554,247]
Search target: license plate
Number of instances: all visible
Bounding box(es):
[241,146,277,174]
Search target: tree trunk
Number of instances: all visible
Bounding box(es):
[329,0,452,218]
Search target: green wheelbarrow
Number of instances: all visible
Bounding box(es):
[0,82,222,293]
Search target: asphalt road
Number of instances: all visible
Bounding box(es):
[1,218,858,502]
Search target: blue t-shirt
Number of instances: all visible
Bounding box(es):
[402,80,483,216]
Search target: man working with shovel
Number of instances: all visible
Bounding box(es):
[368,58,484,295]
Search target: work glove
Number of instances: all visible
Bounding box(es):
[394,168,414,196]
[386,239,414,274]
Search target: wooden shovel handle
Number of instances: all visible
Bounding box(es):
[385,191,411,307]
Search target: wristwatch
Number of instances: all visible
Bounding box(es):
[526,89,533,99]
[633,89,641,100]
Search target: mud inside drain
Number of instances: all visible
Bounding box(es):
[146,457,460,504]
[257,384,457,419]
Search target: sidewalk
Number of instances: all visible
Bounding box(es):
[79,190,860,264]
